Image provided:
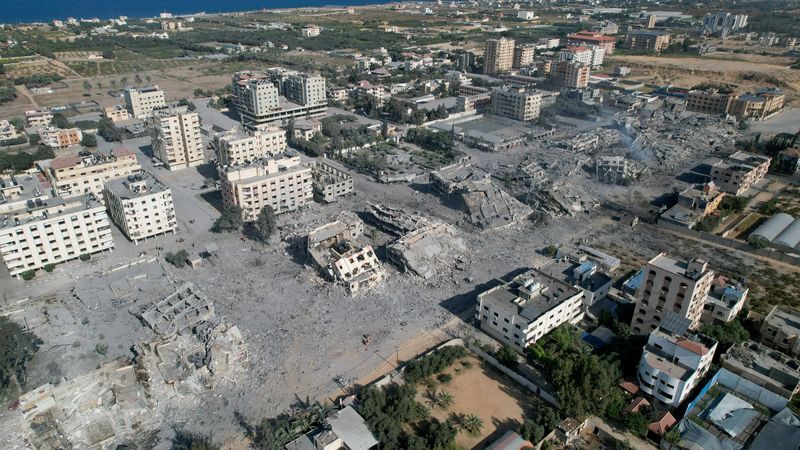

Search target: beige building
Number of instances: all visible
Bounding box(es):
[759,305,800,358]
[39,126,82,149]
[728,88,785,121]
[104,172,177,243]
[0,120,19,141]
[123,85,166,119]
[623,30,671,53]
[284,73,327,106]
[41,148,142,201]
[151,108,204,170]
[215,126,286,167]
[629,253,715,335]
[219,154,313,221]
[103,105,131,122]
[476,269,584,350]
[0,174,114,277]
[491,87,542,122]
[311,159,354,203]
[25,109,54,128]
[512,44,535,69]
[686,89,735,115]
[232,71,327,127]
[483,38,515,76]
[645,13,657,29]
[551,61,590,88]
[710,151,771,196]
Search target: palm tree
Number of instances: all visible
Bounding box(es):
[145,75,152,83]
[110,79,117,89]
[425,388,439,407]
[308,401,335,426]
[291,413,313,434]
[134,73,142,85]
[461,414,483,436]
[96,81,102,89]
[435,391,454,410]
[120,76,128,86]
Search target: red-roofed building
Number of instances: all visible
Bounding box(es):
[625,397,651,413]
[619,381,640,395]
[648,412,676,436]
[567,31,616,55]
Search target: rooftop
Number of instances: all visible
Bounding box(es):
[722,341,800,391]
[763,305,800,336]
[105,172,169,200]
[479,269,582,322]
[648,253,710,281]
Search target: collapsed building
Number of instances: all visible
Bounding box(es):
[311,159,354,203]
[136,283,215,338]
[595,155,646,184]
[429,159,532,230]
[306,211,385,294]
[367,203,467,279]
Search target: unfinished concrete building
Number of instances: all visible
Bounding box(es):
[595,155,643,184]
[306,212,384,294]
[138,283,215,338]
[311,159,354,203]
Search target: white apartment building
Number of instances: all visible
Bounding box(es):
[40,148,142,201]
[710,151,771,196]
[285,73,327,106]
[104,172,176,243]
[219,154,313,221]
[491,87,542,122]
[103,105,131,122]
[558,45,604,68]
[0,175,114,277]
[123,85,166,119]
[215,126,286,166]
[637,328,717,407]
[701,276,748,324]
[301,25,321,37]
[232,71,327,127]
[151,108,204,170]
[39,126,83,149]
[476,269,585,351]
[484,38,515,76]
[629,253,715,335]
[517,11,535,20]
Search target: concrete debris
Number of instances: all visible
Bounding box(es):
[307,211,386,294]
[558,129,620,152]
[365,202,429,237]
[135,283,214,338]
[387,222,468,279]
[595,155,647,185]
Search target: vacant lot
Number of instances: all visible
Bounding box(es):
[418,355,534,449]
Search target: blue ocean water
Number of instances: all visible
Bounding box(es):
[0,0,392,24]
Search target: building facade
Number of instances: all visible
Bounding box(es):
[151,109,204,170]
[484,38,515,76]
[42,148,142,201]
[123,86,166,119]
[710,151,771,196]
[686,89,735,115]
[219,155,313,221]
[728,88,785,121]
[512,44,535,69]
[284,73,327,106]
[104,172,176,243]
[759,305,800,358]
[623,30,672,53]
[567,31,616,55]
[490,87,542,122]
[39,126,82,148]
[311,159,354,203]
[551,61,590,88]
[232,71,327,127]
[630,253,715,335]
[215,126,286,167]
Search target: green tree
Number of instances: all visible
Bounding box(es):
[81,133,97,147]
[82,80,92,93]
[101,49,114,59]
[9,117,25,131]
[701,318,750,350]
[624,411,649,436]
[460,414,483,436]
[50,113,70,129]
[0,316,42,395]
[212,205,244,233]
[254,206,277,243]
[171,429,220,450]
[495,345,518,369]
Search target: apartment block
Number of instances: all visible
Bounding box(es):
[311,159,354,203]
[232,71,327,127]
[483,38,515,76]
[760,305,800,358]
[629,253,715,335]
[219,154,313,221]
[40,148,142,201]
[710,151,771,196]
[284,73,327,106]
[623,30,671,53]
[637,328,717,407]
[103,105,131,122]
[123,85,166,119]
[686,89,735,115]
[558,45,604,68]
[490,87,542,122]
[215,126,286,167]
[0,175,113,277]
[38,126,82,149]
[475,269,584,350]
[550,61,590,88]
[151,108,204,170]
[703,12,748,33]
[728,88,785,121]
[701,276,748,324]
[512,44,535,69]
[104,172,176,243]
[567,31,616,55]
[25,109,54,128]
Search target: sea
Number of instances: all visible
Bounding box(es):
[0,0,394,24]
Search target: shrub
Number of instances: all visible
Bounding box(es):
[403,345,467,384]
[43,263,56,273]
[436,373,452,384]
[20,269,36,280]
[165,249,189,268]
[95,343,108,356]
[495,345,519,369]
[79,253,91,261]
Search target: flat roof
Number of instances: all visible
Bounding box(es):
[480,269,582,322]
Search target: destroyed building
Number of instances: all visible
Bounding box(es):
[137,283,215,338]
[311,159,354,203]
[429,159,532,230]
[595,155,644,184]
[307,211,385,294]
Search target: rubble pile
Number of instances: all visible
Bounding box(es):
[135,283,214,338]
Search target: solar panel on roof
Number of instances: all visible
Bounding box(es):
[661,312,692,336]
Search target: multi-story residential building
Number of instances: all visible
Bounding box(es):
[475,269,584,351]
[629,253,715,335]
[102,105,131,122]
[623,30,671,53]
[284,73,327,106]
[710,151,771,196]
[151,107,204,171]
[232,71,327,127]
[567,31,616,55]
[728,88,785,121]
[593,21,619,35]
[327,86,349,102]
[759,305,800,358]
[702,276,748,324]
[456,51,476,71]
[550,61,590,88]
[637,328,717,407]
[25,109,54,128]
[558,45,604,68]
[40,148,142,201]
[38,126,82,149]
[0,120,19,141]
[215,126,286,167]
[512,44,535,69]
[219,154,313,221]
[517,11,535,20]
[301,25,321,37]
[686,89,735,115]
[311,159,354,203]
[103,172,176,243]
[483,38,515,76]
[659,182,726,229]
[490,87,542,122]
[0,175,114,277]
[123,85,166,119]
[703,12,748,33]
